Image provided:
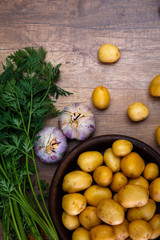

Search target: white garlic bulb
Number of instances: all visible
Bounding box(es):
[34,127,68,163]
[58,103,95,141]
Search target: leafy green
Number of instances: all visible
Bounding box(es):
[0,46,72,239]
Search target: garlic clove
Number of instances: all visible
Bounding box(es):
[58,103,95,141]
[34,127,68,163]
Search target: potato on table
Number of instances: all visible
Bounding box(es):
[127,102,149,122]
[98,43,120,63]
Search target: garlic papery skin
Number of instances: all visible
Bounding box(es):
[58,103,95,141]
[34,127,68,163]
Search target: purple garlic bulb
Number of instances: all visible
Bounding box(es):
[34,127,68,163]
[58,103,95,141]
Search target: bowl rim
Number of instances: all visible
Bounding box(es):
[48,134,160,240]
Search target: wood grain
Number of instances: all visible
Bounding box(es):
[0,0,160,238]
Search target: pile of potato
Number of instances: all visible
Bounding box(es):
[61,139,160,240]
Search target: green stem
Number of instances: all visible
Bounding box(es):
[9,198,22,240]
[13,201,27,240]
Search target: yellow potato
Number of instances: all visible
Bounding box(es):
[149,177,160,202]
[113,218,129,240]
[128,176,149,189]
[98,43,120,63]
[149,214,160,239]
[118,184,149,208]
[84,184,112,206]
[97,198,124,225]
[79,206,102,230]
[77,151,103,172]
[156,125,160,146]
[149,74,160,97]
[128,220,153,240]
[110,172,128,192]
[90,224,115,240]
[62,211,80,230]
[72,227,90,240]
[112,139,133,157]
[93,165,113,187]
[104,148,121,172]
[127,102,149,122]
[62,170,92,193]
[92,86,110,110]
[62,193,87,215]
[127,199,156,222]
[121,152,145,178]
[143,163,159,181]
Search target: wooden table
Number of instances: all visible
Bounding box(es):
[0,0,160,239]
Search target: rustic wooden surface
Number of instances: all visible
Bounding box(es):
[0,0,160,238]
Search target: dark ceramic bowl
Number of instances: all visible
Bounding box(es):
[49,135,160,240]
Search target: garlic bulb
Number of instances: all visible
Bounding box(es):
[58,103,95,140]
[34,127,68,163]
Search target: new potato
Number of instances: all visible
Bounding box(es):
[62,193,87,215]
[128,176,149,189]
[127,102,149,122]
[79,206,102,230]
[113,218,129,240]
[62,211,80,230]
[110,172,128,192]
[92,86,110,110]
[128,220,153,240]
[112,139,133,157]
[77,151,103,172]
[98,43,120,63]
[93,165,113,187]
[90,225,115,240]
[149,214,160,239]
[127,199,156,222]
[149,74,160,97]
[155,125,160,146]
[62,170,92,193]
[72,227,91,240]
[97,198,124,225]
[84,185,112,206]
[149,177,160,202]
[143,163,159,181]
[121,152,145,178]
[103,148,121,172]
[118,184,149,208]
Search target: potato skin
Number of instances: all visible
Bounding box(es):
[104,147,121,172]
[84,184,112,206]
[93,165,113,187]
[149,177,160,202]
[148,214,160,239]
[127,102,149,122]
[128,220,153,240]
[113,218,129,240]
[62,170,92,193]
[77,151,103,172]
[62,193,87,215]
[118,184,149,208]
[112,139,133,157]
[72,227,90,240]
[90,224,115,240]
[121,152,145,178]
[79,206,102,230]
[127,199,156,222]
[92,86,110,110]
[98,43,120,63]
[149,74,160,97]
[62,211,80,230]
[96,198,124,225]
